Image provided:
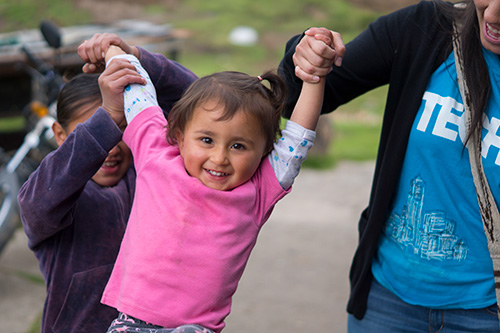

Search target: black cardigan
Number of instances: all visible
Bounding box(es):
[279,0,454,319]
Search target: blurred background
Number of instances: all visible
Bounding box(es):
[0,0,419,332]
[1,0,419,167]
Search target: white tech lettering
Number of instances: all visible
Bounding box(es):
[418,91,500,166]
[481,114,500,165]
[417,92,464,142]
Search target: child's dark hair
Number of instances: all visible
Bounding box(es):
[56,73,102,130]
[167,70,286,153]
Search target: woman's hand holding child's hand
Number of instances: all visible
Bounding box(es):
[99,46,145,127]
[293,27,345,83]
[78,33,140,74]
[290,27,338,130]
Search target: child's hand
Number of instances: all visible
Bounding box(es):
[293,27,345,83]
[105,45,126,63]
[307,28,334,49]
[98,53,146,126]
[78,33,140,74]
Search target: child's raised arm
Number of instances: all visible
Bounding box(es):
[289,80,326,130]
[289,28,344,130]
[98,46,148,126]
[103,45,159,125]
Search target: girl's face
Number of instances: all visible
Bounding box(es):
[176,100,267,191]
[52,104,133,187]
[475,0,500,54]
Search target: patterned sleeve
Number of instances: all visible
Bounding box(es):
[106,54,159,124]
[269,120,316,190]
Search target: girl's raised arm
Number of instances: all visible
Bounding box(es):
[289,80,326,130]
[289,28,343,130]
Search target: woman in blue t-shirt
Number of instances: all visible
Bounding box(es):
[280,0,500,331]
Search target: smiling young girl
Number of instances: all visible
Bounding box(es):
[95,41,334,332]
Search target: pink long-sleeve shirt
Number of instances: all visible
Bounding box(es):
[101,106,289,332]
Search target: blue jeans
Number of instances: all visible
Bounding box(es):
[348,279,499,332]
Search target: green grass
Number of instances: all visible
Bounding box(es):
[0,0,387,168]
[0,116,25,132]
[167,0,378,77]
[170,0,386,169]
[302,85,387,168]
[0,0,387,170]
[302,119,382,169]
[330,85,387,162]
[26,311,42,333]
[0,0,92,31]
[332,121,381,160]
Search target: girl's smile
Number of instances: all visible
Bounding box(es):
[176,100,267,191]
[93,141,132,187]
[205,168,229,177]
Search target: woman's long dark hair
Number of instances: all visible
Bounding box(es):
[436,0,490,141]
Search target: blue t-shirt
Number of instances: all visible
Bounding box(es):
[372,48,500,309]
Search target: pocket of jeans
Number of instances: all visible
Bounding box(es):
[484,303,498,317]
[51,264,118,332]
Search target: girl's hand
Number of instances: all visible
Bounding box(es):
[78,33,140,73]
[105,45,126,62]
[293,27,345,83]
[98,56,146,125]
